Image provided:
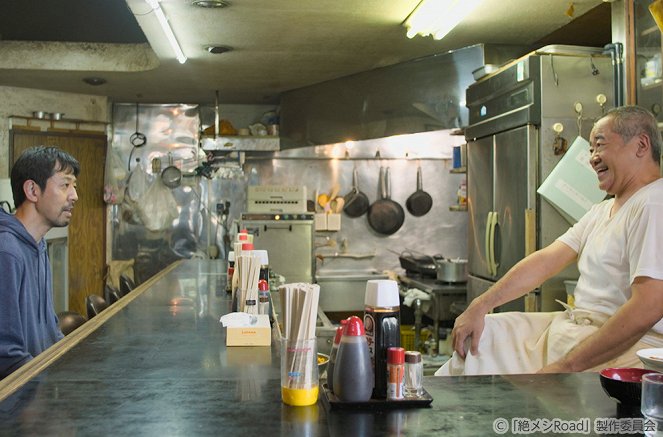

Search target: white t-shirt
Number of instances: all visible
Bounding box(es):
[557,178,663,335]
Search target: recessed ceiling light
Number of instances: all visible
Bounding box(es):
[192,0,230,8]
[206,45,233,54]
[82,77,107,86]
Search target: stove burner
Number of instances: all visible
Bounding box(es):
[404,270,436,279]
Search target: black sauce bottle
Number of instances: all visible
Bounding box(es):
[363,279,401,399]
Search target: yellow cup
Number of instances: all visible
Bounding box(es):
[281,338,319,406]
[281,386,319,407]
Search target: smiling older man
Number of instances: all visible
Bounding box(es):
[436,105,663,376]
[0,146,80,379]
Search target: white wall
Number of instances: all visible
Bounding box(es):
[0,86,110,177]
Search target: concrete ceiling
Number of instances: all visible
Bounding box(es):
[0,0,611,105]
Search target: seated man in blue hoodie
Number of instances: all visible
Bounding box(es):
[0,146,80,379]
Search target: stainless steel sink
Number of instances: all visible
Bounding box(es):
[316,269,388,312]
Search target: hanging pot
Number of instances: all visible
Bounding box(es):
[161,153,182,189]
[434,258,468,283]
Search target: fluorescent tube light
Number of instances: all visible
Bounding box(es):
[145,0,187,64]
[404,0,484,40]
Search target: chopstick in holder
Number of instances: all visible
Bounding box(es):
[277,283,320,390]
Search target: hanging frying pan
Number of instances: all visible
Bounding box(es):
[343,167,369,218]
[367,167,405,235]
[405,165,433,217]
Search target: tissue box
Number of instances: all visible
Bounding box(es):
[226,314,272,346]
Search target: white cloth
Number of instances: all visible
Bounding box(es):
[434,309,657,376]
[435,179,663,376]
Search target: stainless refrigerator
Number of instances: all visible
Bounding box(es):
[465,46,616,312]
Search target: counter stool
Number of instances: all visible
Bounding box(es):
[119,274,135,296]
[57,311,86,335]
[86,295,108,319]
[108,286,122,304]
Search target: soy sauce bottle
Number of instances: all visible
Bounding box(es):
[363,280,401,399]
[333,316,373,402]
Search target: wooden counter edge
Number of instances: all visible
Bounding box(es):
[0,260,184,402]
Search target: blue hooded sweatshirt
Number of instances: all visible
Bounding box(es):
[0,208,64,378]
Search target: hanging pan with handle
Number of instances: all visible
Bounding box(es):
[367,166,405,235]
[161,153,182,189]
[405,164,433,217]
[343,167,369,218]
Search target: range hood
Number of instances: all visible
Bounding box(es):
[279,44,528,149]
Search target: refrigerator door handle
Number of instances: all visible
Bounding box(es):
[488,211,498,276]
[484,211,496,277]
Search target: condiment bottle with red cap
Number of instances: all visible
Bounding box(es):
[326,319,348,393]
[258,279,270,316]
[386,347,405,400]
[332,316,373,402]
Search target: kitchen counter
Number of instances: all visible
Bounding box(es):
[0,260,630,436]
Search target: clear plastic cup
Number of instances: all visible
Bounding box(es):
[641,372,663,436]
[281,338,319,406]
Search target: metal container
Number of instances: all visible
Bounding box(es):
[435,259,468,283]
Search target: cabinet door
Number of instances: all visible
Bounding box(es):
[635,0,663,120]
[467,136,493,279]
[494,126,530,278]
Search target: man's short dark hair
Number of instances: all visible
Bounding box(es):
[10,146,80,208]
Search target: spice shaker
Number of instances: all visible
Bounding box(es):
[364,279,401,399]
[404,351,423,397]
[333,316,373,402]
[387,347,405,400]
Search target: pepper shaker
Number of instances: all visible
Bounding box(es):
[404,351,423,397]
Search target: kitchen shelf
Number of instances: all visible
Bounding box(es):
[449,167,466,174]
[449,204,467,212]
[201,135,280,152]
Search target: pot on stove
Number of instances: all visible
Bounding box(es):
[435,258,468,283]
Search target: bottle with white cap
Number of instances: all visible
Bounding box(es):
[363,279,401,399]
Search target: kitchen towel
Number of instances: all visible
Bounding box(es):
[537,136,606,224]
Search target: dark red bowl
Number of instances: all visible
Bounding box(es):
[599,368,660,407]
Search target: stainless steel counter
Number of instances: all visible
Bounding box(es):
[0,260,630,436]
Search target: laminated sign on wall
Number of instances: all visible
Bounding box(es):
[537,136,606,224]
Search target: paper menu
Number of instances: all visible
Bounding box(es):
[537,136,607,224]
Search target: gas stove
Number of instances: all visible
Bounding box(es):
[399,271,467,294]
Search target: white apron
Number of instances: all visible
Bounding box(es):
[434,307,662,376]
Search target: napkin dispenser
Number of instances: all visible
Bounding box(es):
[222,313,271,346]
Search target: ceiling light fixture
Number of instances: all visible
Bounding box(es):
[206,45,233,54]
[403,0,484,40]
[192,0,230,8]
[82,77,107,86]
[145,0,187,64]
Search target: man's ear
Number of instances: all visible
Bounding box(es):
[23,180,40,202]
[636,133,652,158]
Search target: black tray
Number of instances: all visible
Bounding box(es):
[320,383,433,410]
